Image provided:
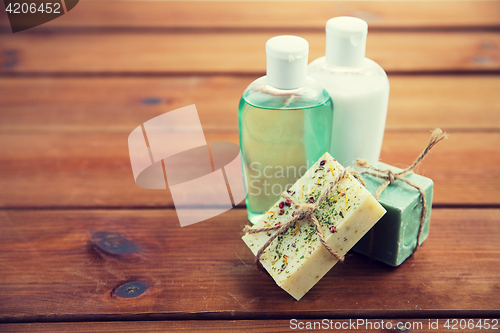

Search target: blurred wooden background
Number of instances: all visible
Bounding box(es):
[0,1,499,332]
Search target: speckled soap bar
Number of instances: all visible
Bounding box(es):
[242,152,386,300]
[352,162,434,267]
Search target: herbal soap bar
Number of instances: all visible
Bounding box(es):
[242,152,386,300]
[352,162,434,266]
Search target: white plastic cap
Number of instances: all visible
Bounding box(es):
[325,17,368,67]
[266,35,309,89]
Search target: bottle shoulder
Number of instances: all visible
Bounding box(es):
[309,57,387,76]
[241,76,331,110]
[308,57,389,94]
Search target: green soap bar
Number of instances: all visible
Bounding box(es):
[352,162,433,266]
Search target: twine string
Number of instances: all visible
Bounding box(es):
[244,168,358,264]
[358,128,448,256]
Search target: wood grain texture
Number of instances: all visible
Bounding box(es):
[1,1,499,30]
[0,0,498,327]
[1,32,499,74]
[0,319,493,332]
[0,208,498,322]
[1,76,499,132]
[0,131,498,208]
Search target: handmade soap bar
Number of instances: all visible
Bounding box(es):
[352,162,434,266]
[242,153,386,300]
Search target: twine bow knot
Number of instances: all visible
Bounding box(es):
[387,170,396,185]
[244,168,358,264]
[357,128,448,253]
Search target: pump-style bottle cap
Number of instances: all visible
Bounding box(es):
[325,16,368,68]
[266,35,308,90]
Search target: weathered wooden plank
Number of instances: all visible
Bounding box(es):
[0,131,497,208]
[1,1,499,30]
[1,32,498,73]
[0,319,491,332]
[1,76,499,132]
[0,208,498,322]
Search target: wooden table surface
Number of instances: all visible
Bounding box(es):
[1,1,499,332]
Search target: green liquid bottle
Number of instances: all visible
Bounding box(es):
[238,35,333,223]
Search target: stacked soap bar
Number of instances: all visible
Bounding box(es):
[242,152,386,300]
[352,162,434,266]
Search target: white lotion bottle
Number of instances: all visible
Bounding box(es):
[308,16,389,168]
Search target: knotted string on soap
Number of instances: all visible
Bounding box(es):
[357,128,449,255]
[244,167,364,264]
